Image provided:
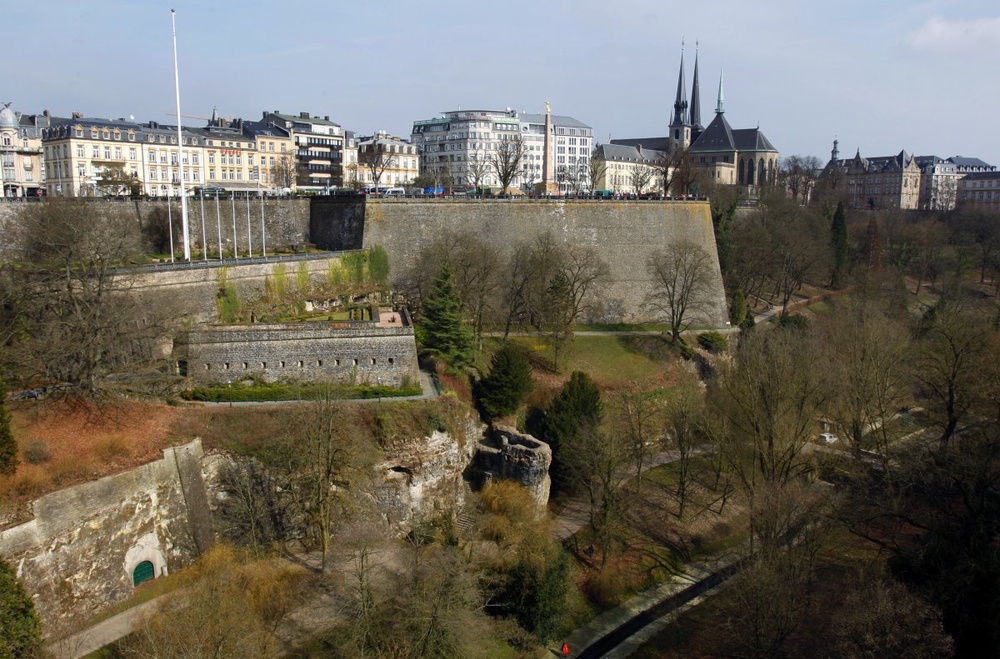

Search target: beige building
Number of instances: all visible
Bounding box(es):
[957,172,1000,212]
[351,131,419,189]
[591,143,666,194]
[42,116,205,198]
[823,141,922,210]
[0,104,47,197]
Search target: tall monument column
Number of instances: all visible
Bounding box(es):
[540,101,558,194]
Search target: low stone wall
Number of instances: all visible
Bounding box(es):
[0,440,210,637]
[173,314,420,387]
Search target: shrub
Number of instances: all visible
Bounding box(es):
[697,331,729,353]
[23,441,51,465]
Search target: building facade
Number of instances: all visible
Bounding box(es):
[351,131,420,189]
[822,141,922,210]
[260,111,346,192]
[0,104,48,197]
[591,143,666,194]
[410,108,592,194]
[957,171,1000,212]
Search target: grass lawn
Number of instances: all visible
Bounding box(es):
[511,334,677,388]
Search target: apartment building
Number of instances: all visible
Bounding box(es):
[350,131,419,188]
[410,108,593,193]
[0,104,48,198]
[260,111,346,192]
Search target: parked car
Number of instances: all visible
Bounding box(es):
[819,432,839,444]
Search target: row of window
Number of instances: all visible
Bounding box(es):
[204,356,397,371]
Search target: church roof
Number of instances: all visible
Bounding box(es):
[732,128,777,153]
[688,112,735,153]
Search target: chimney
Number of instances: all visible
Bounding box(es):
[324,115,330,121]
[44,109,50,118]
[300,111,310,119]
[72,111,82,119]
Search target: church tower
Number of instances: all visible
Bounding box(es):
[669,47,691,151]
[690,45,703,133]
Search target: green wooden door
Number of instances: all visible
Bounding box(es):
[132,561,155,587]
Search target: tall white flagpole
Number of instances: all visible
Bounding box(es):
[171,9,191,260]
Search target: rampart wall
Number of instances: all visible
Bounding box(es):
[0,440,210,637]
[175,315,420,387]
[310,198,730,325]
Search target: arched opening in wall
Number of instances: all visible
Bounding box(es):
[132,560,155,587]
[746,159,754,185]
[758,158,765,186]
[388,358,394,365]
[371,358,377,365]
[176,360,188,377]
[738,159,745,185]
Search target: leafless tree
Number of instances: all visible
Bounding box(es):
[588,149,608,192]
[358,140,398,190]
[273,155,296,191]
[629,165,654,196]
[0,200,179,392]
[644,240,715,343]
[465,150,489,192]
[778,155,823,204]
[490,134,524,195]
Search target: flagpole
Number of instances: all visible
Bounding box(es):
[171,9,191,260]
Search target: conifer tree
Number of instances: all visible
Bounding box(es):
[533,371,602,493]
[0,557,41,658]
[478,342,533,422]
[419,261,474,369]
[0,382,17,476]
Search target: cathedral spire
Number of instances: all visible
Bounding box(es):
[672,42,688,126]
[690,42,702,130]
[715,68,725,115]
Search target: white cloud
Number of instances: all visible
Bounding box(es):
[905,15,1000,50]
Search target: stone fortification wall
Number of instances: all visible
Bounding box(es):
[130,256,342,324]
[311,198,730,325]
[175,316,420,387]
[0,440,210,637]
[473,426,552,508]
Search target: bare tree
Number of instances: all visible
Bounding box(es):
[466,150,489,192]
[490,134,524,195]
[588,148,608,192]
[0,200,178,392]
[778,155,823,204]
[629,165,654,196]
[272,155,296,191]
[358,139,398,190]
[644,241,715,343]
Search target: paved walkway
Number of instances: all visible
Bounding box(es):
[46,598,164,659]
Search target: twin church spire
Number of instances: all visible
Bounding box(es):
[671,41,720,135]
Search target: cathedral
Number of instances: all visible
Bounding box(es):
[610,48,779,189]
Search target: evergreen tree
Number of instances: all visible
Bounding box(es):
[532,371,602,494]
[478,342,533,422]
[419,261,474,369]
[831,201,849,288]
[0,558,41,659]
[0,382,17,476]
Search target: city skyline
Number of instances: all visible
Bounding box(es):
[5,0,999,164]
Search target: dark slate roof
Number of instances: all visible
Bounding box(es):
[610,136,673,151]
[949,156,995,170]
[827,149,918,174]
[732,128,777,153]
[518,113,591,130]
[689,112,736,153]
[961,171,1000,181]
[595,143,666,164]
[266,112,341,128]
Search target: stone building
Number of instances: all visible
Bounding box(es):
[174,307,420,388]
[822,140,922,210]
[608,49,778,191]
[957,171,1000,212]
[0,103,48,198]
[591,142,667,194]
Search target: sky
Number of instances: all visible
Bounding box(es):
[5,0,1000,164]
